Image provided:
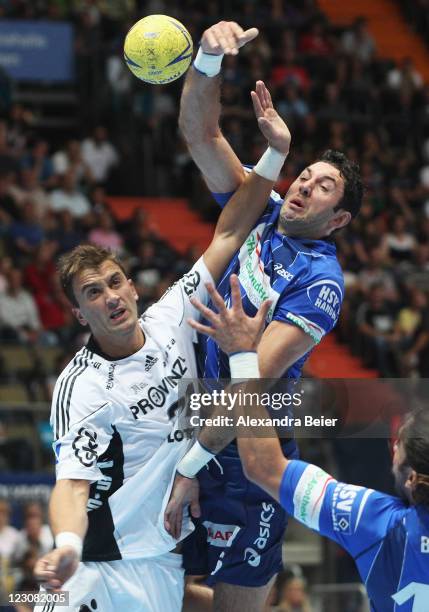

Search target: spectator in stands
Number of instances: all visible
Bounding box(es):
[0,267,42,343]
[81,125,119,185]
[88,209,123,252]
[47,209,84,256]
[9,168,51,221]
[0,499,20,567]
[20,138,56,189]
[266,572,313,612]
[8,199,45,262]
[387,57,424,94]
[0,169,19,226]
[0,120,20,176]
[52,139,94,187]
[24,241,70,339]
[356,284,400,376]
[14,502,53,564]
[357,245,398,299]
[381,215,417,264]
[49,170,92,219]
[341,16,376,63]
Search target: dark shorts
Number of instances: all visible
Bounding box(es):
[182,439,298,587]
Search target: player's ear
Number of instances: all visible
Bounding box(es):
[327,210,351,235]
[405,469,418,491]
[72,307,88,326]
[128,279,138,302]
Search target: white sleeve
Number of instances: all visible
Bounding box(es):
[53,399,114,482]
[144,257,214,327]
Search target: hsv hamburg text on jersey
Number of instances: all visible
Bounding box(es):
[281,460,429,611]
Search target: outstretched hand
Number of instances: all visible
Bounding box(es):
[187,274,271,354]
[201,21,259,56]
[251,81,291,155]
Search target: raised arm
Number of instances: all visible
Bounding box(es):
[203,81,291,281]
[179,21,258,193]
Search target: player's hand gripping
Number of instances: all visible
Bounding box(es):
[34,546,79,589]
[164,474,201,539]
[251,80,292,155]
[201,21,259,56]
[187,274,271,354]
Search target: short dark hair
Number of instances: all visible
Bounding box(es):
[400,408,429,507]
[58,244,127,307]
[318,149,363,219]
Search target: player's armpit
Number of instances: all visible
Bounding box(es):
[257,320,315,378]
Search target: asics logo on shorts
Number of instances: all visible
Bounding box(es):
[244,547,261,567]
[244,502,275,567]
[72,427,98,467]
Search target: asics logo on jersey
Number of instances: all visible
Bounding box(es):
[129,356,188,419]
[182,270,201,296]
[72,428,98,467]
[244,502,275,567]
[144,355,158,372]
[273,262,294,281]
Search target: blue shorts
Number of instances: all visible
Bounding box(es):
[182,439,298,587]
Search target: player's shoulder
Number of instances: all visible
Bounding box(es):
[51,346,109,436]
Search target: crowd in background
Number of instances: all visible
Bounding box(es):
[0,0,428,607]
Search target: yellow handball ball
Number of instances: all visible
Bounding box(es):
[124,14,193,84]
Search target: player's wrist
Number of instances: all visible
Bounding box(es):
[55,532,83,559]
[229,351,260,380]
[177,441,216,478]
[253,146,287,182]
[193,47,224,77]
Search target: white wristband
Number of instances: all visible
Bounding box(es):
[229,351,260,380]
[253,146,287,182]
[193,47,224,77]
[177,441,215,478]
[55,532,83,558]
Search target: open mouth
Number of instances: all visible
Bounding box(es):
[289,199,305,210]
[110,308,126,321]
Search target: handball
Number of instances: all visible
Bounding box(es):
[124,14,193,84]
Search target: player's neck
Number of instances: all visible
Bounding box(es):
[95,326,145,360]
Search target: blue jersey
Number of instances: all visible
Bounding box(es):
[280,460,429,611]
[199,186,344,380]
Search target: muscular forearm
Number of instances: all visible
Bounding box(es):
[179,68,222,142]
[49,479,89,538]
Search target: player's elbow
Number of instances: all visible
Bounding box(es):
[178,110,220,145]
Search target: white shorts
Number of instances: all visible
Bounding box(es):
[35,552,184,612]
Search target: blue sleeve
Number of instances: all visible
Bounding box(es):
[280,460,407,561]
[273,277,343,344]
[210,165,283,210]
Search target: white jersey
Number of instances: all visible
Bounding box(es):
[51,258,212,561]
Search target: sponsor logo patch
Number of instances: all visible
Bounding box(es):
[72,428,98,467]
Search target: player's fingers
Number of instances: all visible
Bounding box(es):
[256,299,272,325]
[251,90,264,119]
[205,283,228,316]
[189,296,219,324]
[190,498,201,519]
[203,29,223,54]
[230,275,243,311]
[187,318,216,337]
[238,27,259,47]
[212,25,235,54]
[172,508,182,539]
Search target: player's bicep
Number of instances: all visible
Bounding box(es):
[258,321,315,378]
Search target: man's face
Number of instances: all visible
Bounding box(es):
[392,438,414,503]
[278,161,349,238]
[72,261,139,346]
